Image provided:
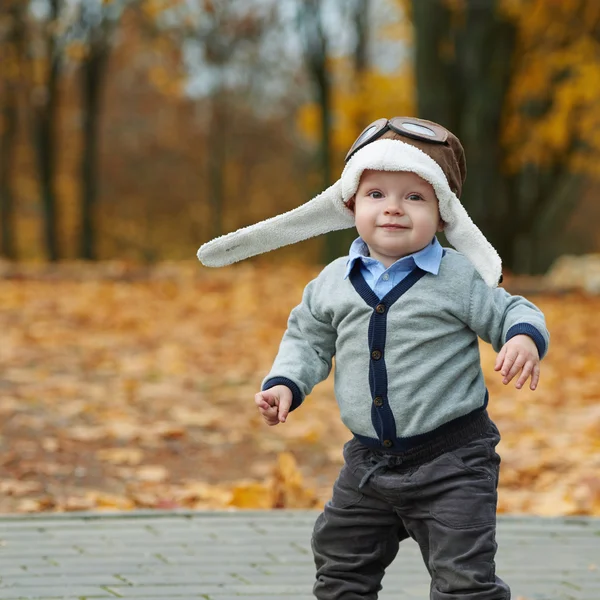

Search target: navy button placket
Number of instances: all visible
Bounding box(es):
[350,262,428,449]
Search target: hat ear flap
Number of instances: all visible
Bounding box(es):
[197,180,355,267]
[440,195,502,287]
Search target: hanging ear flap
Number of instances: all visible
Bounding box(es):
[440,195,502,288]
[197,180,355,267]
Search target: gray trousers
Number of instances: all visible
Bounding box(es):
[311,421,510,600]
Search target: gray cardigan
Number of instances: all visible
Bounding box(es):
[263,249,549,452]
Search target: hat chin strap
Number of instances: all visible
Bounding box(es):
[197,180,354,267]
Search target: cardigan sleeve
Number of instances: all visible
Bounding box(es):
[466,269,549,358]
[261,276,337,411]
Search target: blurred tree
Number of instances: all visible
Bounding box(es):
[181,0,266,240]
[295,0,413,262]
[332,0,373,256]
[410,0,600,273]
[297,0,332,190]
[350,0,371,132]
[296,0,337,262]
[412,0,515,264]
[31,0,63,261]
[0,0,27,259]
[501,0,600,271]
[203,1,234,241]
[71,0,125,260]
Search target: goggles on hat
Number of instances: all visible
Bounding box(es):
[344,117,449,163]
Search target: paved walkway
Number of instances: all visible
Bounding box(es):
[0,510,598,599]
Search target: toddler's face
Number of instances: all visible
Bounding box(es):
[353,170,444,268]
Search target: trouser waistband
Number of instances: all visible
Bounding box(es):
[354,409,495,471]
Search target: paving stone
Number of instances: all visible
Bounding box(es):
[121,568,265,583]
[0,586,117,599]
[0,575,128,587]
[105,584,224,596]
[0,512,599,599]
[0,559,58,569]
[205,597,315,600]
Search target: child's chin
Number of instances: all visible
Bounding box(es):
[380,243,411,255]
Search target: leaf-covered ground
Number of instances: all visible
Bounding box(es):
[0,261,598,515]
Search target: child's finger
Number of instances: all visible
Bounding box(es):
[260,406,279,425]
[260,403,278,416]
[278,397,292,423]
[255,392,274,410]
[530,363,540,390]
[503,354,525,384]
[264,412,280,426]
[494,346,506,371]
[515,361,533,389]
[500,351,517,379]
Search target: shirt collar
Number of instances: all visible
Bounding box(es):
[343,236,443,280]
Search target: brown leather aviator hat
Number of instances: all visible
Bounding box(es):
[198,116,501,287]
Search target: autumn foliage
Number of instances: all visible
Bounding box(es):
[0,261,598,515]
[2,0,600,270]
[1,0,600,519]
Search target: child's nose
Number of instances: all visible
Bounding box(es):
[384,200,404,215]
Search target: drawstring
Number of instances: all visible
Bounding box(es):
[358,454,403,490]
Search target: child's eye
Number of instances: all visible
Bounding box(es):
[408,193,424,201]
[369,191,383,199]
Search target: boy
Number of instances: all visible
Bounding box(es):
[197,117,549,600]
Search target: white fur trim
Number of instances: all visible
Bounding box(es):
[341,139,451,202]
[197,180,354,267]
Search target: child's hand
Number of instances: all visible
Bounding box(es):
[495,335,540,390]
[255,385,293,425]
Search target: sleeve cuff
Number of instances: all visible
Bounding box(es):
[505,323,547,359]
[262,377,304,412]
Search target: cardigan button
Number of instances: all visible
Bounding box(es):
[375,303,386,314]
[383,439,393,448]
[373,396,383,407]
[371,349,382,360]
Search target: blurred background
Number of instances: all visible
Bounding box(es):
[0,0,599,516]
[1,0,600,268]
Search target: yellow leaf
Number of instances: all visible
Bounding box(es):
[96,448,144,465]
[136,465,169,482]
[229,481,274,509]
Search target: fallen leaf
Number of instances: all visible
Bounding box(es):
[96,448,144,466]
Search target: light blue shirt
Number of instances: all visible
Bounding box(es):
[343,236,443,299]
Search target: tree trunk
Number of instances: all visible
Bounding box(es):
[352,0,370,131]
[0,0,28,260]
[316,54,345,263]
[530,170,583,272]
[0,1,24,260]
[454,4,516,252]
[412,0,517,269]
[0,96,17,259]
[412,0,460,132]
[207,90,225,240]
[33,0,61,262]
[298,0,346,262]
[80,42,109,260]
